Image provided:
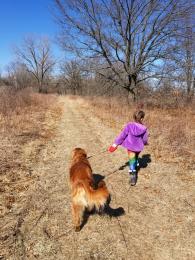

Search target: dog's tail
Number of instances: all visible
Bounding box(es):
[73,180,110,211]
[87,180,110,210]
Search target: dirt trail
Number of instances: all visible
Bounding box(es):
[5,96,194,260]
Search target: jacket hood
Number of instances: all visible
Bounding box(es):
[129,122,147,136]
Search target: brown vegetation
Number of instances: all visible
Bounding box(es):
[0,93,194,259]
[0,87,62,258]
[84,95,195,169]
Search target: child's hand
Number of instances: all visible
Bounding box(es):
[108,144,118,152]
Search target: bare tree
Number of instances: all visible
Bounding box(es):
[179,2,195,101]
[54,0,189,100]
[14,36,55,93]
[170,12,194,101]
[157,2,195,102]
[60,60,83,94]
[6,62,34,90]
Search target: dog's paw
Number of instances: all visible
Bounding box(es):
[98,180,106,188]
[75,226,81,232]
[98,205,105,215]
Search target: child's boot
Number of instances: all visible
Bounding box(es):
[129,170,137,186]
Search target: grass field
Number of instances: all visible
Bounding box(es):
[0,92,194,259]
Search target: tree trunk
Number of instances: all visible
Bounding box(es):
[38,81,44,93]
[127,75,137,103]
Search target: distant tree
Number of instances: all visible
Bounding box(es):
[6,62,34,90]
[14,36,55,93]
[54,0,190,100]
[60,60,84,94]
[165,9,195,102]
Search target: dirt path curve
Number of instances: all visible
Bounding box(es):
[17,96,194,260]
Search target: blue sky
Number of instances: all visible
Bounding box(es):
[0,0,63,73]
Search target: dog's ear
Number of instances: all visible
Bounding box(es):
[83,151,87,158]
[79,148,87,158]
[71,149,77,160]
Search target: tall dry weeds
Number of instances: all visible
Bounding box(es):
[84,96,195,169]
[0,87,62,258]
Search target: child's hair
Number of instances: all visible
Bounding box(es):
[133,110,145,123]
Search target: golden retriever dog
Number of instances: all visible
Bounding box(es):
[69,148,110,231]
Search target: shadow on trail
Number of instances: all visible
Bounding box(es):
[80,173,125,231]
[138,154,152,169]
[93,173,105,184]
[115,153,152,186]
[118,153,152,172]
[136,154,152,184]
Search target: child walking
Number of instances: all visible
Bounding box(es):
[108,110,148,186]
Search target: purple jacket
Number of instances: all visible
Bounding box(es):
[114,122,148,152]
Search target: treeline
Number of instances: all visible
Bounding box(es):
[0,0,194,107]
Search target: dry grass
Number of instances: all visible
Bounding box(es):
[68,95,195,259]
[84,96,195,169]
[1,93,194,259]
[63,96,195,259]
[0,88,62,258]
[0,88,62,177]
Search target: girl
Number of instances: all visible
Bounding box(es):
[108,110,148,186]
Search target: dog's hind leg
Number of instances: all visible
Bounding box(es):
[72,203,85,232]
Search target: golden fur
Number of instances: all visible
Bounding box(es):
[69,148,110,231]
